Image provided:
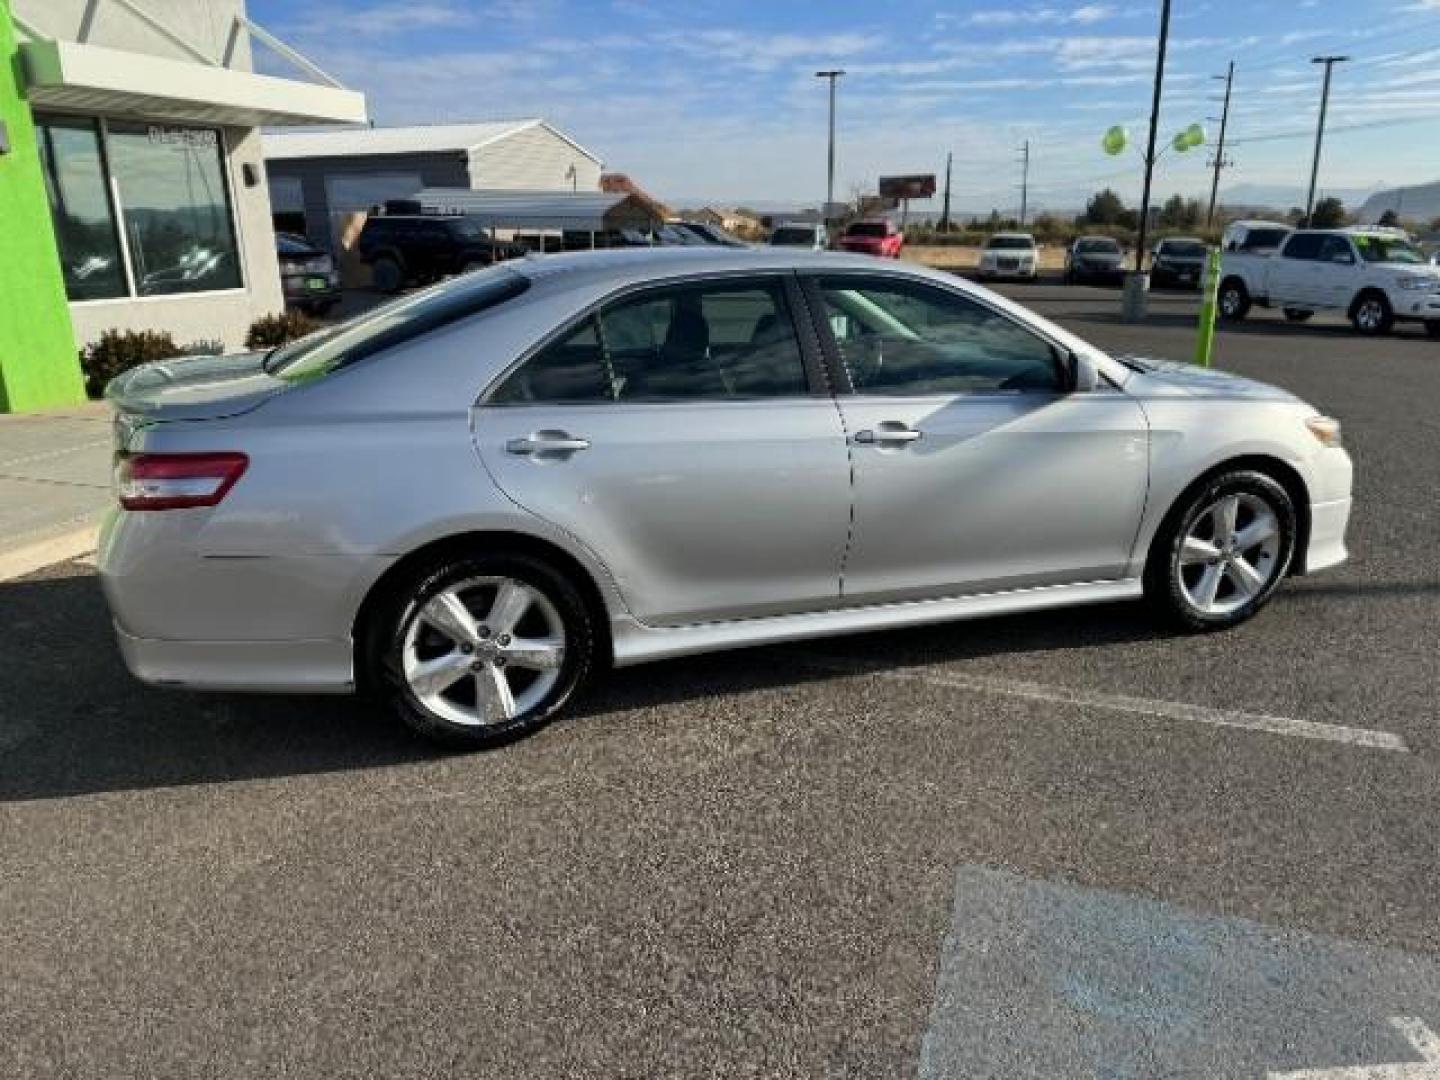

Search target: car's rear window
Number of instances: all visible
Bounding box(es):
[1240,228,1289,251]
[1076,239,1120,254]
[264,268,530,382]
[1162,241,1206,257]
[847,222,889,238]
[771,227,817,246]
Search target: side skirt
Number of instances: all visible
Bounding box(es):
[610,578,1144,668]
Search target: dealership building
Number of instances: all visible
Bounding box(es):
[0,0,366,412]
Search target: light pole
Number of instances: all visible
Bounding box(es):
[1305,55,1349,226]
[815,69,845,215]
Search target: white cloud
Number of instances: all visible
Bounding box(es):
[964,4,1135,27]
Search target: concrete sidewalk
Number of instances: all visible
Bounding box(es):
[0,402,112,577]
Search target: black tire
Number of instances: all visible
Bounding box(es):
[1283,308,1313,323]
[1350,290,1393,335]
[371,256,404,293]
[1425,320,1440,339]
[1143,469,1297,633]
[1218,279,1251,321]
[369,552,597,750]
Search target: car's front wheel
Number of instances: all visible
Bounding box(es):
[1145,470,1297,632]
[1351,291,1393,335]
[1424,320,1440,339]
[371,552,597,749]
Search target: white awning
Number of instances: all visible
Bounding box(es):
[21,39,367,128]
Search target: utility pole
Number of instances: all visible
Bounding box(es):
[1206,61,1234,228]
[1017,140,1030,226]
[815,70,845,217]
[1134,0,1172,276]
[940,151,953,232]
[1305,55,1349,226]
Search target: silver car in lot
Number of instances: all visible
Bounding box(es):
[101,248,1352,748]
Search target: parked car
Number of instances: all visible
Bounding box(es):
[1219,228,1440,337]
[1064,236,1126,285]
[672,221,748,247]
[1150,238,1208,289]
[357,212,527,292]
[276,233,341,316]
[768,222,829,250]
[837,219,904,258]
[976,233,1039,281]
[100,248,1352,750]
[1222,220,1292,255]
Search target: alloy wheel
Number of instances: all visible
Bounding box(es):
[1175,493,1283,617]
[1356,299,1385,332]
[401,576,565,727]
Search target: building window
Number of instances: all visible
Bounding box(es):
[107,122,242,296]
[35,116,243,301]
[35,117,127,301]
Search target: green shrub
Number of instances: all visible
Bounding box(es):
[245,310,324,351]
[80,329,180,398]
[181,339,226,357]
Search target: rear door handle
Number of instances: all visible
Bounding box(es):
[853,424,922,446]
[506,430,592,456]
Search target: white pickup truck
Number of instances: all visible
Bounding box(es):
[1218,228,1440,337]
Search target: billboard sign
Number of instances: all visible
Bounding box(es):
[879,174,937,200]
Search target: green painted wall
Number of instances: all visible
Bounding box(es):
[0,0,85,412]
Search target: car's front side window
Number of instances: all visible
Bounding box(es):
[816,277,1064,395]
[489,277,810,405]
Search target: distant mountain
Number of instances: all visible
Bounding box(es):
[1359,181,1440,225]
[1217,183,1384,212]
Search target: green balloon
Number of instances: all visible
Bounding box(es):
[1183,122,1206,150]
[1102,125,1128,156]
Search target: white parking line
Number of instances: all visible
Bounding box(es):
[805,658,1408,753]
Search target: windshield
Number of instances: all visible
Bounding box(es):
[1076,239,1120,254]
[847,222,889,238]
[986,236,1035,250]
[771,227,817,246]
[276,235,317,256]
[1160,241,1206,257]
[263,268,530,381]
[1354,235,1425,265]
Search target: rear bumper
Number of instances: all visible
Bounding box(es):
[1303,497,1351,575]
[114,623,354,692]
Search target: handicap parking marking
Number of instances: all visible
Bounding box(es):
[920,866,1440,1079]
[803,657,1408,753]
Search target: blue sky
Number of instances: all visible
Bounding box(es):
[248,0,1440,212]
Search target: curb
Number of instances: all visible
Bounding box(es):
[0,524,102,584]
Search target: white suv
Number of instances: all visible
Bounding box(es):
[977,233,1039,281]
[1219,229,1440,337]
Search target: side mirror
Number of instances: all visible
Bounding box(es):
[1070,352,1099,393]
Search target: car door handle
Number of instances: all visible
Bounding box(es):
[853,425,922,445]
[506,430,591,456]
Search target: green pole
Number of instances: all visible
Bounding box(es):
[1194,247,1221,367]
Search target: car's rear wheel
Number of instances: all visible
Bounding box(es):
[1145,470,1296,632]
[371,256,404,293]
[1351,291,1393,335]
[372,553,596,749]
[1283,308,1312,323]
[1424,320,1440,339]
[1218,279,1250,321]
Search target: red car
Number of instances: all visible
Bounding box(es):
[837,219,904,258]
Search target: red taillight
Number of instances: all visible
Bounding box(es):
[116,452,249,511]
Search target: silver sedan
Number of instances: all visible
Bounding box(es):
[100,248,1352,748]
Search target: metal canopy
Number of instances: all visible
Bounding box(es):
[21,39,367,128]
[413,189,663,233]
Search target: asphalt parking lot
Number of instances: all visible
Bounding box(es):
[3,284,1438,1078]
